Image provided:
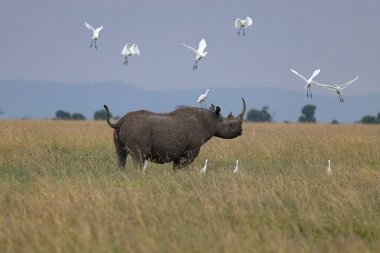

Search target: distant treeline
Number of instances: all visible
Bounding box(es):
[52,107,380,124]
[54,109,117,121]
[246,105,380,124]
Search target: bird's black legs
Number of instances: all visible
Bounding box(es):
[90,39,94,48]
[193,60,198,70]
[238,27,242,36]
[94,39,98,49]
[339,95,344,103]
[124,57,128,65]
[306,88,312,98]
[243,27,246,36]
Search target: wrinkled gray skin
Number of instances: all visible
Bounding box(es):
[104,98,246,170]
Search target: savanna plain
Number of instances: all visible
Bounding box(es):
[0,120,379,253]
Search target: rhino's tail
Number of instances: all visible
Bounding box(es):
[104,105,120,129]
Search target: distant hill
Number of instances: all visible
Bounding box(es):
[1,80,379,123]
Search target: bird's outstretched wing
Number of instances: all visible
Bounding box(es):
[198,38,207,53]
[132,44,140,56]
[290,69,308,82]
[235,18,242,28]
[122,43,131,55]
[182,43,198,54]
[246,17,253,26]
[94,26,103,34]
[314,82,337,91]
[85,22,94,31]
[339,76,359,90]
[309,69,321,81]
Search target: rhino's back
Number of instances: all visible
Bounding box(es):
[119,113,195,161]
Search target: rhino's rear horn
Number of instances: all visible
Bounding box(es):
[227,112,233,118]
[237,97,246,120]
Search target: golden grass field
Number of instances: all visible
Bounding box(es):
[0,120,379,253]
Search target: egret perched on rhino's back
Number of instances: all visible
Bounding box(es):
[235,17,253,36]
[290,69,321,98]
[197,89,210,108]
[315,76,359,103]
[121,43,140,65]
[182,38,210,70]
[84,22,103,49]
[104,98,246,170]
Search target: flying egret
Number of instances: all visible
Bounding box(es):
[84,22,103,49]
[233,160,239,173]
[290,69,321,98]
[143,160,148,172]
[182,38,210,70]
[197,89,210,108]
[315,76,359,103]
[235,17,253,36]
[200,159,208,174]
[121,43,141,65]
[327,159,332,175]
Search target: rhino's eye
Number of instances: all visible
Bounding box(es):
[229,124,233,127]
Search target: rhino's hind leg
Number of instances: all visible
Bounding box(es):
[173,147,200,171]
[113,130,127,168]
[129,146,151,170]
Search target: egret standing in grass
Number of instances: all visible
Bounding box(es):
[143,160,148,172]
[200,159,208,174]
[121,43,140,65]
[182,38,210,70]
[84,22,103,49]
[327,159,332,175]
[233,160,239,173]
[290,69,321,98]
[235,17,253,36]
[197,89,210,108]
[315,76,359,103]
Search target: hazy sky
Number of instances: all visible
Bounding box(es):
[1,0,380,95]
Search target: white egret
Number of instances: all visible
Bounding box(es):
[200,159,208,174]
[233,160,239,173]
[290,69,321,98]
[327,159,332,175]
[235,17,253,36]
[84,22,103,49]
[143,160,148,172]
[315,76,359,103]
[182,38,210,70]
[121,43,141,65]
[197,89,210,108]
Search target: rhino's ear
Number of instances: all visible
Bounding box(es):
[215,106,221,117]
[209,103,215,111]
[227,112,233,118]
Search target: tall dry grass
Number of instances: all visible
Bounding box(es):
[0,120,379,253]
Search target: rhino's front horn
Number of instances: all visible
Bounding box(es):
[238,97,246,120]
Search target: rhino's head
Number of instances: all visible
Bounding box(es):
[214,98,246,139]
